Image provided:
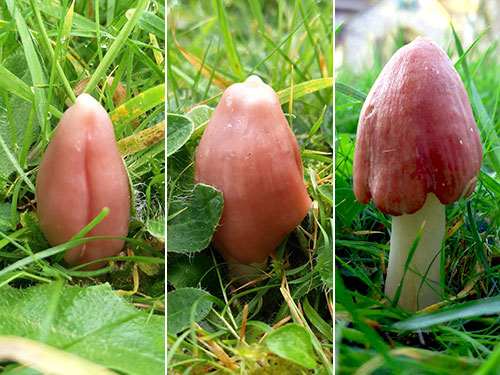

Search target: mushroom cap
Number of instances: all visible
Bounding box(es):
[194,75,312,264]
[36,94,130,269]
[353,37,483,215]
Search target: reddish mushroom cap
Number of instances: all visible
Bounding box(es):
[36,94,130,269]
[195,75,312,264]
[353,37,483,215]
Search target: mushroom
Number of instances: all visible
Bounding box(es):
[195,75,312,274]
[353,37,483,311]
[36,94,130,270]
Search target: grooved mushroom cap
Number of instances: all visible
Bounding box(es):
[195,75,312,264]
[36,94,130,270]
[353,37,483,215]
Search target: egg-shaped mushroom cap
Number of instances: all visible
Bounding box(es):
[195,76,312,264]
[353,37,483,215]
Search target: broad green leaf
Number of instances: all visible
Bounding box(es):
[146,217,165,239]
[166,114,194,157]
[318,184,333,206]
[167,184,223,253]
[0,283,164,375]
[0,53,40,179]
[317,241,333,290]
[166,288,212,334]
[335,133,355,176]
[0,202,16,231]
[265,323,317,369]
[186,105,213,137]
[335,179,364,227]
[166,145,194,199]
[167,253,214,289]
[316,218,333,290]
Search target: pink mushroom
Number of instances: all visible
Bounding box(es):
[36,94,130,270]
[195,75,312,273]
[353,37,483,311]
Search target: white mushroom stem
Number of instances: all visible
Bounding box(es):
[384,193,445,311]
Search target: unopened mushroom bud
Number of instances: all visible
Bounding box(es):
[353,37,483,311]
[195,76,312,273]
[36,94,130,270]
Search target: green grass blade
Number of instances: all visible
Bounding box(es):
[29,0,75,145]
[394,295,500,331]
[0,131,35,192]
[212,0,244,78]
[0,64,34,106]
[95,0,104,62]
[451,24,500,175]
[106,0,116,25]
[83,0,150,95]
[474,343,500,375]
[335,82,367,101]
[248,0,265,35]
[10,2,49,139]
[302,297,333,340]
[138,10,165,39]
[298,0,322,77]
[335,23,343,36]
[454,27,489,69]
[301,105,327,151]
[0,208,109,278]
[19,104,36,169]
[36,0,97,31]
[259,32,309,81]
[0,64,62,118]
[248,16,308,78]
[278,78,333,104]
[279,0,299,88]
[110,83,165,136]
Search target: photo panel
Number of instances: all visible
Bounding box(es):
[336,1,500,373]
[0,0,165,374]
[167,0,334,373]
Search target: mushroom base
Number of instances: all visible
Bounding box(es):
[385,193,445,311]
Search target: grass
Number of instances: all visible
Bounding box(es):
[0,0,165,373]
[335,26,500,374]
[167,1,333,373]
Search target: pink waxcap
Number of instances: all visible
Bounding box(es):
[195,75,312,264]
[353,37,483,215]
